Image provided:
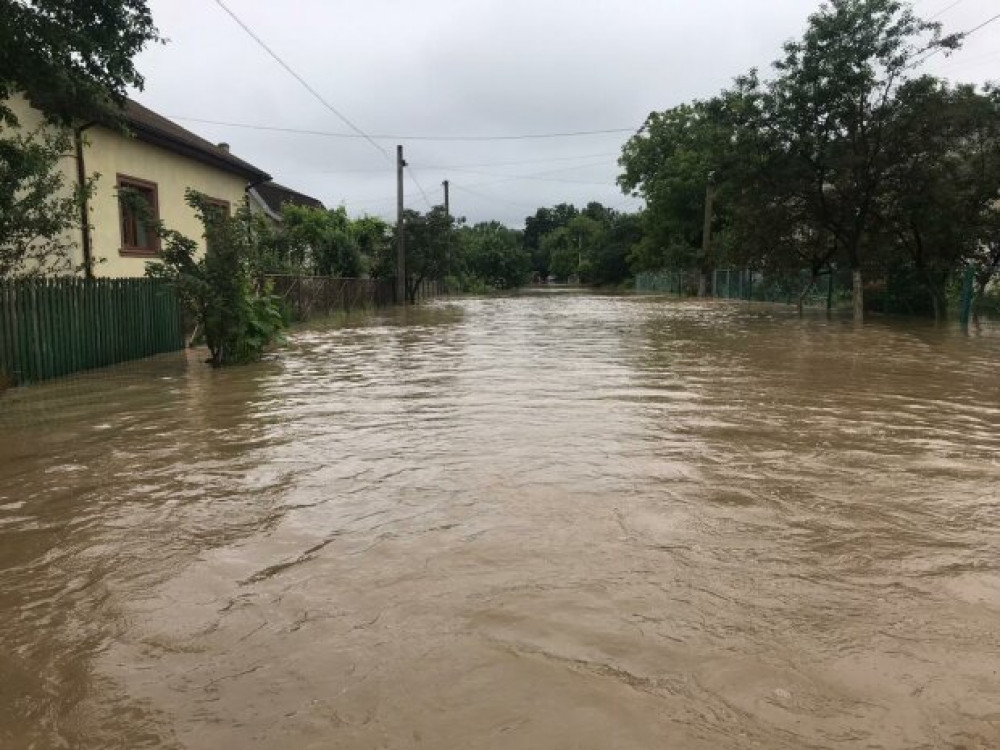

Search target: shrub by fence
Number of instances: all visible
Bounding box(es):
[0,278,183,386]
[268,275,447,321]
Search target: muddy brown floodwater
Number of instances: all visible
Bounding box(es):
[1,291,999,749]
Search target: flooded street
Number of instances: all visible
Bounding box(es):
[2,291,999,749]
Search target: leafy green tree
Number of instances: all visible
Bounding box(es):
[461,221,529,290]
[566,215,605,284]
[523,203,578,279]
[751,0,958,320]
[312,206,362,278]
[0,126,94,277]
[351,214,392,276]
[618,99,734,274]
[541,227,579,280]
[526,202,640,287]
[971,212,1000,322]
[591,211,643,286]
[383,206,456,304]
[1,0,160,278]
[255,205,365,277]
[147,192,285,368]
[879,79,1000,319]
[0,0,160,126]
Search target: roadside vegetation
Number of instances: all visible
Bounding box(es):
[2,0,996,327]
[145,193,285,368]
[618,0,1000,322]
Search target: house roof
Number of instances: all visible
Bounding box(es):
[124,100,271,183]
[253,181,326,214]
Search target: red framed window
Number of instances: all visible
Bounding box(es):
[117,175,160,256]
[203,197,231,222]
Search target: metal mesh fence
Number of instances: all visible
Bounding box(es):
[636,267,856,309]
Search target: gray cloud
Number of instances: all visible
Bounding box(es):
[132,0,999,227]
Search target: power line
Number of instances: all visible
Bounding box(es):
[938,47,1000,70]
[442,165,617,187]
[166,115,637,142]
[963,11,1000,37]
[406,168,434,209]
[928,0,965,21]
[428,152,621,170]
[911,11,1000,68]
[282,152,622,176]
[210,0,391,161]
[450,160,621,191]
[451,184,540,212]
[324,159,622,209]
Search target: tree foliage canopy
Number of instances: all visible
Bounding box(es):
[0,0,160,279]
[615,0,998,319]
[0,0,160,126]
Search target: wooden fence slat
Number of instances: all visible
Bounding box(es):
[0,277,185,386]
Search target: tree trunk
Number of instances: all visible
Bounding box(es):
[916,258,946,323]
[407,275,424,305]
[929,289,943,323]
[797,273,818,315]
[972,277,988,323]
[972,251,999,323]
[852,268,864,323]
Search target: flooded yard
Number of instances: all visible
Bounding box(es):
[2,292,999,749]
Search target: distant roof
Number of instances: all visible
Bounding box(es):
[124,100,271,183]
[253,181,326,214]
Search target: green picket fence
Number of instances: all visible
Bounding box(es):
[0,277,184,386]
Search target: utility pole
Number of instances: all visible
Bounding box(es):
[698,170,716,297]
[442,180,451,293]
[396,145,406,305]
[577,233,583,282]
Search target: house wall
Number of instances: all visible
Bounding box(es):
[83,128,249,277]
[6,96,251,278]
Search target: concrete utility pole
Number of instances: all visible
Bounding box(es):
[396,145,406,305]
[698,170,716,297]
[442,180,450,217]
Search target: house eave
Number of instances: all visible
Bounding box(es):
[127,122,271,184]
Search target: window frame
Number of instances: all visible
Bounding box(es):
[117,174,161,257]
[204,197,231,216]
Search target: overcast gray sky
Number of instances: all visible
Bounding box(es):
[131,0,1000,228]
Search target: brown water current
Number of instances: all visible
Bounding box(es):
[1,291,999,749]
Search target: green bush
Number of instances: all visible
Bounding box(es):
[146,191,285,367]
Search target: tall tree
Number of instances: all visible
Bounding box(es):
[879,79,1000,319]
[388,206,455,304]
[618,99,734,275]
[523,203,578,279]
[755,0,958,321]
[541,227,579,281]
[461,221,529,290]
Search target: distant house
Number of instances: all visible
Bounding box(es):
[7,95,271,278]
[248,181,325,224]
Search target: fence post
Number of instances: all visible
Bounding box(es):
[959,266,975,328]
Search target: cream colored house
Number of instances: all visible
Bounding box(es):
[7,95,270,278]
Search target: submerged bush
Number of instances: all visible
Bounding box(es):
[146,191,285,367]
